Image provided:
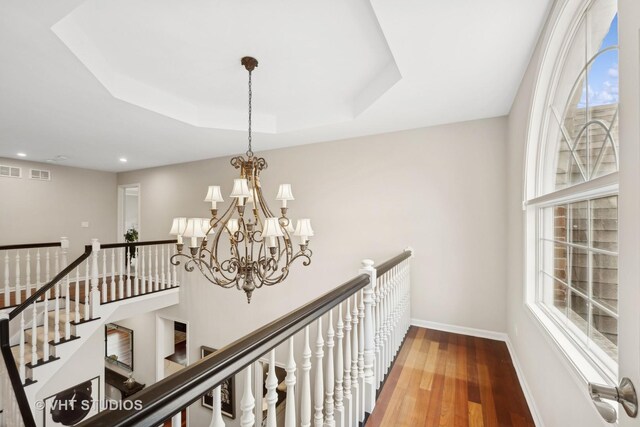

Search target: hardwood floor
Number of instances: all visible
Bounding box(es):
[366,327,534,427]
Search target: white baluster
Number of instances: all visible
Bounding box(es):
[43,249,50,302]
[126,247,132,297]
[84,261,90,320]
[314,317,324,427]
[265,350,278,427]
[45,249,50,283]
[154,246,159,291]
[134,247,140,295]
[240,366,255,427]
[350,295,359,427]
[392,266,399,357]
[300,325,312,427]
[139,246,146,294]
[381,275,389,376]
[166,244,171,288]
[25,252,31,299]
[118,247,124,300]
[18,313,25,383]
[54,248,59,302]
[102,250,107,303]
[110,248,116,302]
[335,303,345,427]
[148,247,153,293]
[284,337,296,427]
[343,299,353,427]
[60,238,69,295]
[325,310,336,427]
[43,293,50,360]
[4,252,9,306]
[390,267,397,358]
[15,252,20,305]
[171,412,182,427]
[209,385,226,427]
[53,272,60,343]
[172,245,178,287]
[35,250,41,300]
[160,245,166,290]
[374,277,382,388]
[31,303,37,365]
[64,276,71,340]
[90,239,101,318]
[74,268,81,323]
[358,289,365,422]
[360,260,376,413]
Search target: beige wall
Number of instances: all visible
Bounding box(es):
[0,158,117,258]
[119,116,508,337]
[119,117,508,426]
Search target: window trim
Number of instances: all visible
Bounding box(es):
[524,0,619,386]
[530,186,619,383]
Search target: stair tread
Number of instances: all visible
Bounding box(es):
[11,342,44,366]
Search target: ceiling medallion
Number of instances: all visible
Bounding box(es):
[170,57,314,303]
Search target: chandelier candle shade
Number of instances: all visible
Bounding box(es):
[169,56,313,303]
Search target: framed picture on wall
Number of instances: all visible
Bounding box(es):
[42,376,100,426]
[201,346,236,419]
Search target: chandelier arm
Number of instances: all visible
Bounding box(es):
[200,246,238,283]
[208,197,241,272]
[257,266,292,287]
[254,244,311,286]
[193,258,238,288]
[253,249,273,283]
[171,248,239,288]
[255,179,278,219]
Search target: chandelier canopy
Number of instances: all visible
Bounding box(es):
[170,56,313,303]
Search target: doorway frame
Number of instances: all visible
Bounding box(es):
[117,183,141,242]
[156,314,190,426]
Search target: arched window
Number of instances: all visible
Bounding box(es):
[527,0,618,380]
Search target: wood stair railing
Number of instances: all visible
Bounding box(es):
[0,239,178,427]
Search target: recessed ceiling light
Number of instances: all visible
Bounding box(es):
[119,158,127,163]
[17,152,26,157]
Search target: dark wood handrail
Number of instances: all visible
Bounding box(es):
[0,320,36,426]
[78,273,371,427]
[0,241,62,251]
[100,239,177,250]
[0,238,181,426]
[375,249,412,277]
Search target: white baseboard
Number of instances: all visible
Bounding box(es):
[505,338,545,427]
[410,318,543,427]
[410,318,508,341]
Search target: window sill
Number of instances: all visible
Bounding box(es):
[525,302,616,387]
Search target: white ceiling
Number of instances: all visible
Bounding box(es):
[0,0,551,172]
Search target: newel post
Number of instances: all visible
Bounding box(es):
[90,239,101,319]
[359,259,376,414]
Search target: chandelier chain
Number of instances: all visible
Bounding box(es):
[247,70,253,157]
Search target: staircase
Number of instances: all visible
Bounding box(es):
[0,239,180,427]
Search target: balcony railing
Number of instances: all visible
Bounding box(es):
[0,239,178,427]
[80,249,413,427]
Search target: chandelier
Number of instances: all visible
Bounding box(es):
[169,56,313,303]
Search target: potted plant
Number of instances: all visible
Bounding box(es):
[124,228,138,266]
[124,228,138,243]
